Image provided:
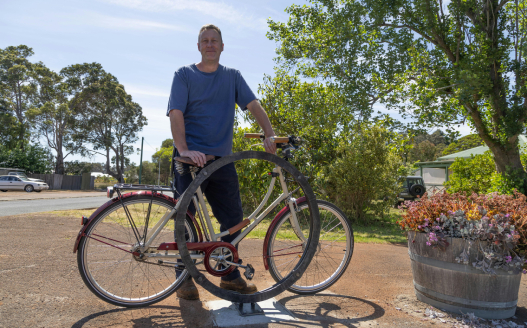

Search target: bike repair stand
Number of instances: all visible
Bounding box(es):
[236,265,263,316]
[237,302,264,316]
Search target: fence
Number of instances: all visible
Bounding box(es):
[426,184,448,195]
[27,173,95,190]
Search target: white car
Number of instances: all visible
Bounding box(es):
[8,171,45,183]
[0,175,49,192]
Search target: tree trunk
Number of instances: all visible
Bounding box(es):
[55,147,64,174]
[484,137,527,191]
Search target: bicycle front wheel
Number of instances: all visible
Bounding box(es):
[77,194,197,307]
[267,200,353,294]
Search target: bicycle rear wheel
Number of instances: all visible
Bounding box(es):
[77,194,197,307]
[267,200,353,294]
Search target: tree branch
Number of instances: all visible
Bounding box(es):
[379,23,437,45]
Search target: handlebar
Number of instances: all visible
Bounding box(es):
[243,133,302,146]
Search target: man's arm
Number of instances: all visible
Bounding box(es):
[246,100,277,154]
[169,109,207,167]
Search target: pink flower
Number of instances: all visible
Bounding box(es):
[505,256,512,263]
[426,242,431,246]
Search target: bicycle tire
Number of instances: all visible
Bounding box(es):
[175,151,320,303]
[77,194,197,307]
[267,199,353,294]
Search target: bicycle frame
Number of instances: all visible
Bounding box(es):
[138,163,305,261]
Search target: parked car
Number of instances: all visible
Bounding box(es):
[8,171,45,183]
[0,175,49,192]
[397,176,426,205]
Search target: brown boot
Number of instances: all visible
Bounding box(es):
[176,278,200,300]
[219,277,257,294]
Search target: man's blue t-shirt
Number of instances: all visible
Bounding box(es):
[166,64,256,157]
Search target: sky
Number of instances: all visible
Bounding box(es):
[1,0,474,167]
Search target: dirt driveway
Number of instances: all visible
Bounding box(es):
[1,211,526,328]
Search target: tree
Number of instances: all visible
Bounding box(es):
[322,124,404,223]
[442,134,485,155]
[63,161,93,175]
[0,45,37,147]
[26,63,101,174]
[0,143,53,173]
[0,111,23,150]
[152,139,174,186]
[268,0,527,189]
[243,70,352,175]
[75,72,147,182]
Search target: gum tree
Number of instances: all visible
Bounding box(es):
[75,72,147,183]
[0,45,37,148]
[268,0,527,189]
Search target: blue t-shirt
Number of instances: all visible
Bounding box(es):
[166,64,256,157]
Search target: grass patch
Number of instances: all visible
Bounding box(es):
[351,207,407,244]
[45,203,407,245]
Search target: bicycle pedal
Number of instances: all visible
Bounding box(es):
[244,263,255,280]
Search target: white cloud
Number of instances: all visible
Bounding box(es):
[92,14,187,31]
[124,84,170,98]
[100,0,268,31]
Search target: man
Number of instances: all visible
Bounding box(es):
[167,24,277,300]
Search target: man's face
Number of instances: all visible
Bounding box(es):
[197,29,223,62]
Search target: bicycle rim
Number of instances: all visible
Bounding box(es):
[268,200,353,294]
[78,195,195,307]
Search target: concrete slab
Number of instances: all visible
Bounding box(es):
[206,298,296,327]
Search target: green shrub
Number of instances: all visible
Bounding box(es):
[444,152,495,194]
[322,124,403,224]
[445,151,526,195]
[0,143,53,173]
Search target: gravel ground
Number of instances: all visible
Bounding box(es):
[1,211,526,328]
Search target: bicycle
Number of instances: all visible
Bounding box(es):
[74,135,353,307]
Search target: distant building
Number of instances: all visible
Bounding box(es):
[91,172,112,178]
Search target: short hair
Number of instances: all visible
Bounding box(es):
[198,24,222,43]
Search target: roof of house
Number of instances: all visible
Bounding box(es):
[436,135,527,160]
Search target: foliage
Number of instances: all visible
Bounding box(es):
[0,112,25,150]
[398,192,527,274]
[0,45,37,147]
[26,62,107,174]
[63,161,93,175]
[445,151,526,194]
[232,125,280,213]
[445,152,496,194]
[126,161,157,185]
[442,134,485,156]
[321,124,404,224]
[0,143,53,173]
[244,71,351,176]
[152,139,174,186]
[267,0,527,189]
[74,70,147,182]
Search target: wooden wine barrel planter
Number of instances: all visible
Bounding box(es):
[408,231,522,319]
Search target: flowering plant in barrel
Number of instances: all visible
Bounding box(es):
[398,191,527,274]
[398,192,527,319]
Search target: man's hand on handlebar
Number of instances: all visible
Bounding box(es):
[263,136,277,155]
[179,150,207,167]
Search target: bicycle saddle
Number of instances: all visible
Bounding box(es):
[174,154,216,166]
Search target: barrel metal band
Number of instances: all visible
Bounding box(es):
[413,281,518,309]
[408,250,518,276]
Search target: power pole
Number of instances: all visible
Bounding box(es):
[139,137,144,184]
